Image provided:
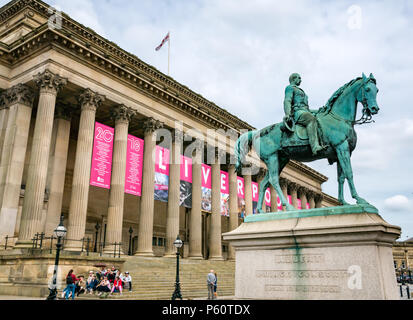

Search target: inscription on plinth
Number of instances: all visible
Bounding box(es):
[235,246,391,300]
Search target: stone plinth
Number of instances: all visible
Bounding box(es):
[223,205,401,300]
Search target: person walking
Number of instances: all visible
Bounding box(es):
[213,272,218,299]
[63,269,78,300]
[207,270,216,300]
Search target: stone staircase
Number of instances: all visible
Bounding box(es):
[77,256,235,300]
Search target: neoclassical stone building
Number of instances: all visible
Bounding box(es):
[0,0,340,262]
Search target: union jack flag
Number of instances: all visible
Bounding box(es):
[155,32,170,51]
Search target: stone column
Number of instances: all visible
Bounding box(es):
[208,148,223,260]
[104,105,136,254]
[44,104,72,236]
[228,164,239,260]
[0,84,34,241]
[0,93,9,163]
[298,187,308,210]
[65,89,105,251]
[188,140,203,259]
[165,130,183,258]
[244,168,253,217]
[279,177,288,211]
[16,71,67,248]
[315,193,324,208]
[308,191,316,209]
[270,186,278,212]
[135,118,163,256]
[288,182,299,209]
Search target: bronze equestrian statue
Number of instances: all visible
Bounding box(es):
[235,73,379,212]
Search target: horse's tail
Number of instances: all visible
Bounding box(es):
[235,130,257,175]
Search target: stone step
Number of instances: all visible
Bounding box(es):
[86,256,235,300]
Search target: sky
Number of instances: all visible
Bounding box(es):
[2,0,412,240]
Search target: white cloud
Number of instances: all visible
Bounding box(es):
[384,195,412,212]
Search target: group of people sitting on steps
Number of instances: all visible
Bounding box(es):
[62,266,132,299]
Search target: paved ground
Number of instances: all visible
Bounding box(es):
[0,295,43,300]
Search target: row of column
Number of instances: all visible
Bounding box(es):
[0,69,324,261]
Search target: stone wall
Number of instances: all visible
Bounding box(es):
[0,249,125,298]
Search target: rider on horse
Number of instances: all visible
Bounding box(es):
[283,73,327,155]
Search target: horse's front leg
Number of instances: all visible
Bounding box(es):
[336,141,369,205]
[337,162,350,206]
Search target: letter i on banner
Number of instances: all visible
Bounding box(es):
[90,122,114,189]
[180,155,192,208]
[201,164,212,212]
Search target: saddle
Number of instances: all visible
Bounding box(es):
[280,116,324,148]
[281,124,310,148]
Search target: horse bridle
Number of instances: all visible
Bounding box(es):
[354,80,375,125]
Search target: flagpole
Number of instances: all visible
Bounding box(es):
[168,31,170,76]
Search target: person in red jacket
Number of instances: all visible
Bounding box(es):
[63,269,79,300]
[110,276,123,295]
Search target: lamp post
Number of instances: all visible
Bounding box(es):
[171,235,183,300]
[128,227,133,256]
[94,222,100,252]
[46,214,67,300]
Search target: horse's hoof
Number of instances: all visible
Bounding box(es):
[356,198,369,205]
[285,204,296,211]
[257,208,265,214]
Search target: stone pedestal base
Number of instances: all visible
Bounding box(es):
[223,205,401,300]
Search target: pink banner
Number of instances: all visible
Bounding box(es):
[220,171,229,194]
[277,196,283,211]
[90,122,114,189]
[220,171,229,216]
[180,155,192,183]
[237,177,245,199]
[154,145,169,193]
[265,188,271,207]
[277,195,293,210]
[125,135,144,196]
[201,164,211,188]
[252,182,259,202]
[155,145,170,175]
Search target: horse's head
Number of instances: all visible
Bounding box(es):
[357,73,380,122]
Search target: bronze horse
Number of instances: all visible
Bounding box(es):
[235,73,379,212]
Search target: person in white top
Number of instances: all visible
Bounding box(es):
[121,271,132,292]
